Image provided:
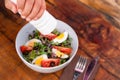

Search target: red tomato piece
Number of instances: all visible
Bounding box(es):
[20,45,33,53]
[41,33,57,40]
[53,46,72,54]
[41,59,60,67]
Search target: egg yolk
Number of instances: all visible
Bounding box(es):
[56,50,64,57]
[56,33,64,39]
[27,42,35,47]
[35,57,43,65]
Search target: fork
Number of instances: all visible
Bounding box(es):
[73,56,87,80]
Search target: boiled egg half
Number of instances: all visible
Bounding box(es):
[32,54,48,66]
[52,48,69,59]
[25,39,41,47]
[53,31,68,43]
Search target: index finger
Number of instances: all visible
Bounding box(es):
[17,0,25,13]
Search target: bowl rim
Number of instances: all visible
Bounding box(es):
[15,19,79,71]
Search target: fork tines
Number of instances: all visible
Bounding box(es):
[75,56,87,73]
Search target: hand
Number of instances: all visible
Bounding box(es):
[5,0,46,21]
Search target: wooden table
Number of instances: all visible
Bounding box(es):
[0,0,120,80]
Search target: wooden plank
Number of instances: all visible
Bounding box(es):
[79,0,120,29]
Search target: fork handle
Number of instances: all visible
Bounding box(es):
[73,71,81,80]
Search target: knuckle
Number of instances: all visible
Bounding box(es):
[5,2,9,9]
[22,12,28,16]
[27,0,34,4]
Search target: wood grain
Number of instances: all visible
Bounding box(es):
[0,0,120,80]
[79,0,120,29]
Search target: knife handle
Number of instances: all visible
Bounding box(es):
[83,56,100,80]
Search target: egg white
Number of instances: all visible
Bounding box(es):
[53,31,68,43]
[25,39,41,47]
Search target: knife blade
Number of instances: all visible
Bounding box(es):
[83,56,100,80]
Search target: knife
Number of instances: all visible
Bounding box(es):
[83,56,100,80]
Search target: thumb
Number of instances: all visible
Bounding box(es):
[5,0,17,13]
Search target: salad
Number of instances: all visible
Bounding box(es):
[20,29,72,67]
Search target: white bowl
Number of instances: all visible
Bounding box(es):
[15,20,78,73]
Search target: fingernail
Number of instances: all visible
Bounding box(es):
[26,18,31,21]
[34,18,38,20]
[18,9,22,14]
[21,15,26,19]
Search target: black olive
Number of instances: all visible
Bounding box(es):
[50,61,55,67]
[33,46,39,50]
[66,57,70,61]
[28,34,33,39]
[47,54,52,58]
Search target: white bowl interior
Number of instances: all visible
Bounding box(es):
[15,20,78,73]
